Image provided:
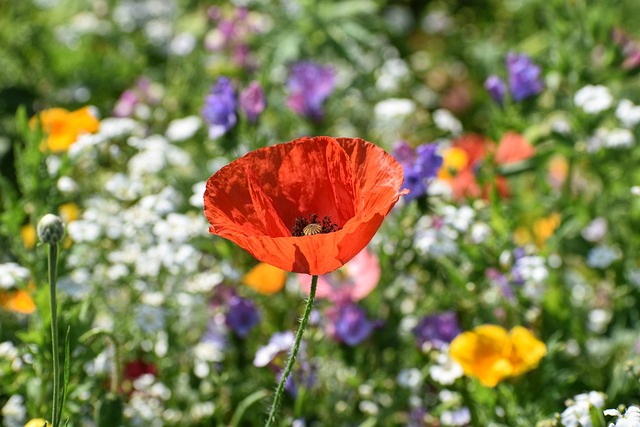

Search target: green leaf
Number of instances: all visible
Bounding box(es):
[229,389,269,427]
[58,326,71,418]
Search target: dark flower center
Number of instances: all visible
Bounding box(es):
[292,214,340,237]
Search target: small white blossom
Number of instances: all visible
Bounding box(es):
[561,391,606,427]
[165,116,201,142]
[374,98,416,120]
[587,246,621,269]
[581,217,608,242]
[604,128,634,149]
[616,100,640,128]
[429,351,464,385]
[433,109,462,134]
[1,395,26,427]
[0,263,30,290]
[574,85,613,114]
[605,405,640,427]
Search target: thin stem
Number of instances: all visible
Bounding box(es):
[48,243,60,427]
[264,275,318,427]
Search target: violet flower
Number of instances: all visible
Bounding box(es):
[202,77,237,139]
[239,81,265,123]
[286,61,336,121]
[412,311,460,350]
[225,295,260,337]
[394,142,442,202]
[484,75,507,106]
[328,302,377,346]
[506,52,543,101]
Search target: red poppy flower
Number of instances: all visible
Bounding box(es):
[204,136,407,275]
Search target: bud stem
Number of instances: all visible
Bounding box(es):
[48,243,61,427]
[264,275,317,427]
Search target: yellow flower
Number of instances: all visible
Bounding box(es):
[24,419,51,427]
[449,324,546,387]
[21,224,37,249]
[58,202,80,223]
[438,147,469,181]
[513,213,561,248]
[29,107,99,153]
[242,263,287,295]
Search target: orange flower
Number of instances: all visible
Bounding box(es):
[449,324,546,387]
[0,289,36,314]
[243,262,287,295]
[30,107,99,153]
[204,136,407,275]
[514,213,561,248]
[442,132,535,200]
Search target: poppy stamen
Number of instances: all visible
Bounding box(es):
[292,213,340,237]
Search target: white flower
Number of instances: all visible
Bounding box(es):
[442,205,475,232]
[374,98,416,120]
[616,100,640,128]
[581,217,608,242]
[574,85,613,114]
[165,116,201,142]
[429,351,464,385]
[561,391,606,427]
[433,109,462,134]
[1,395,26,427]
[470,222,491,244]
[57,176,79,193]
[0,262,30,290]
[189,181,206,208]
[397,368,423,390]
[604,128,634,148]
[169,32,196,56]
[605,406,640,427]
[135,304,166,334]
[587,308,612,334]
[67,220,102,243]
[375,58,410,92]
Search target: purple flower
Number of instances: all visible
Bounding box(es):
[286,61,336,121]
[202,77,238,139]
[412,311,460,350]
[225,296,260,337]
[253,331,296,367]
[397,143,443,202]
[329,303,376,346]
[506,52,543,102]
[484,75,507,106]
[239,81,265,123]
[486,268,514,300]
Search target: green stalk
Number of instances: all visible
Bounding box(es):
[264,275,318,427]
[48,243,61,427]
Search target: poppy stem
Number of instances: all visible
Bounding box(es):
[264,274,318,427]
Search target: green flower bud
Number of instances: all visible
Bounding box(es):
[37,214,65,244]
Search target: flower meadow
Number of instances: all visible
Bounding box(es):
[3,1,640,426]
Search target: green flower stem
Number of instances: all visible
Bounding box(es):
[264,274,318,427]
[48,243,61,427]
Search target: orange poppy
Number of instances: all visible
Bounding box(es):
[204,136,407,275]
[0,289,36,314]
[29,107,99,153]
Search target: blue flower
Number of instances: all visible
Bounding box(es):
[225,295,260,337]
[506,52,543,101]
[202,77,238,139]
[286,62,336,121]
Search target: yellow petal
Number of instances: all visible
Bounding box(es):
[21,224,37,250]
[24,419,51,427]
[438,147,469,181]
[59,202,80,223]
[509,326,547,376]
[242,263,287,295]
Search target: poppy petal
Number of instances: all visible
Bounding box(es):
[204,136,406,275]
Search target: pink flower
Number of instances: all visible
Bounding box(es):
[298,247,380,302]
